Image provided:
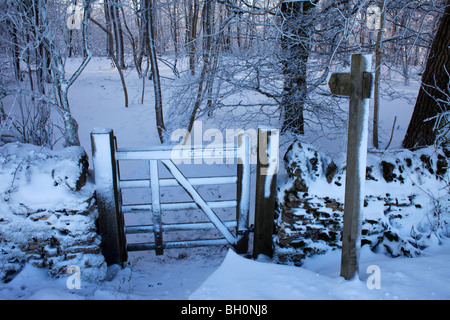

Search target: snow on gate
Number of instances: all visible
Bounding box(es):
[90,128,278,265]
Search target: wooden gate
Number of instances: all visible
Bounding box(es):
[91,128,278,265]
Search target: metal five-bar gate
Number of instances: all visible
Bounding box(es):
[91,128,278,265]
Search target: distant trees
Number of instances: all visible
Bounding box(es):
[0,0,447,148]
[146,0,166,143]
[104,0,126,69]
[0,0,93,147]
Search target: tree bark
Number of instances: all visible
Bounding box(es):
[373,0,387,149]
[186,0,214,138]
[186,0,200,75]
[147,0,166,143]
[280,1,316,135]
[112,0,126,69]
[104,0,125,69]
[104,0,114,57]
[8,20,21,82]
[403,0,450,149]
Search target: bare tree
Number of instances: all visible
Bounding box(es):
[90,16,129,108]
[146,0,166,143]
[373,0,387,149]
[0,0,93,147]
[104,0,126,69]
[186,0,201,75]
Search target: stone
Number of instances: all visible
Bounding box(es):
[325,161,338,183]
[381,161,396,182]
[0,143,105,283]
[275,143,448,267]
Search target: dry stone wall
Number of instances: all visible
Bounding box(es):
[0,143,106,283]
[275,141,449,266]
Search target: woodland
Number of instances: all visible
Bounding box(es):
[0,0,448,150]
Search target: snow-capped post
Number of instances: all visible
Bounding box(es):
[253,128,279,259]
[235,133,251,254]
[150,160,164,255]
[329,54,373,280]
[91,128,127,265]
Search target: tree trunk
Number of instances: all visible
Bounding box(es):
[31,0,51,93]
[104,0,125,69]
[403,1,450,149]
[104,0,114,58]
[147,0,166,143]
[7,19,21,82]
[60,91,81,147]
[373,0,387,149]
[169,1,179,60]
[90,17,129,108]
[186,0,200,75]
[186,0,214,137]
[58,0,93,146]
[112,0,126,69]
[280,1,315,135]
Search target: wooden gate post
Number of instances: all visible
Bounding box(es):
[329,54,373,280]
[235,134,251,254]
[253,128,279,258]
[91,128,127,265]
[149,160,164,255]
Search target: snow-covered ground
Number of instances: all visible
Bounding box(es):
[2,241,450,300]
[1,57,449,301]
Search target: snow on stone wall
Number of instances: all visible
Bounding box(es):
[275,141,450,266]
[0,143,106,283]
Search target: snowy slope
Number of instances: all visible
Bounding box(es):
[191,246,450,300]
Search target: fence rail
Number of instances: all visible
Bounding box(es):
[119,176,237,189]
[122,200,237,213]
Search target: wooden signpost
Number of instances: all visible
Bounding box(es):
[328,54,373,280]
